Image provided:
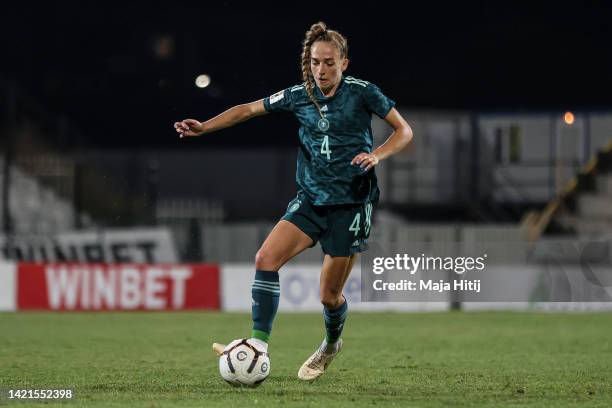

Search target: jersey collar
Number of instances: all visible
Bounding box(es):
[314,76,345,100]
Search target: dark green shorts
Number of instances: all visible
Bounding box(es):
[281,192,374,257]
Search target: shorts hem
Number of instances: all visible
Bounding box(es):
[350,242,369,254]
[322,242,369,257]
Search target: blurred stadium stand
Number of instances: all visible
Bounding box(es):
[1,76,612,264]
[527,142,612,238]
[1,160,90,234]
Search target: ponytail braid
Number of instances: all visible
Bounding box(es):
[300,22,348,117]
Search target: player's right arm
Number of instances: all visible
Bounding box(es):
[174,99,267,138]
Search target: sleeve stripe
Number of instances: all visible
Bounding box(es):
[345,76,369,84]
[345,77,368,87]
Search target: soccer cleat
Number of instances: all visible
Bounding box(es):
[212,342,226,356]
[297,339,343,381]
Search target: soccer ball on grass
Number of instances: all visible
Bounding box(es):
[219,339,270,387]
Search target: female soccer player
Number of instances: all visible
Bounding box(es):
[174,22,413,381]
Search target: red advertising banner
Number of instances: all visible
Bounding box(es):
[17,263,220,311]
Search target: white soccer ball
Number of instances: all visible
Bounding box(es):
[219,339,270,387]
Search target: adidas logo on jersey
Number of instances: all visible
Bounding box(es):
[321,105,328,112]
[351,240,360,247]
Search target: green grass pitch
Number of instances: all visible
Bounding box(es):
[1,311,612,407]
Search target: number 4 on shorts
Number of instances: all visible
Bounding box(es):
[350,203,373,237]
[349,213,360,236]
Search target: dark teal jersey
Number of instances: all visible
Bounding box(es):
[263,76,395,206]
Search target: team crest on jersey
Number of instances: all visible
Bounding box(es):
[270,90,284,104]
[289,199,302,213]
[317,118,330,131]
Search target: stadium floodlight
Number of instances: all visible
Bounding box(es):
[564,111,575,125]
[195,74,211,88]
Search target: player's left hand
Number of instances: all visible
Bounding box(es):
[351,152,379,171]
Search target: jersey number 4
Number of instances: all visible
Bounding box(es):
[349,202,373,237]
[321,136,332,160]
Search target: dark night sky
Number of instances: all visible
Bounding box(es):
[1,1,611,148]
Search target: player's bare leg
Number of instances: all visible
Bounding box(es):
[340,253,358,290]
[254,220,314,271]
[298,254,356,381]
[212,220,313,355]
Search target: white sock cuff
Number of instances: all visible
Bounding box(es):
[250,337,269,351]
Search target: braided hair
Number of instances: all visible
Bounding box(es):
[300,22,348,116]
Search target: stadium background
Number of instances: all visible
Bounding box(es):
[1,1,612,406]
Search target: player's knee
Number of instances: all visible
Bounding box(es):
[255,248,281,271]
[320,288,343,309]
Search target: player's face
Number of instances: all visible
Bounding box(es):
[310,41,348,94]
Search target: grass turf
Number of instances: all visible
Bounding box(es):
[1,311,612,407]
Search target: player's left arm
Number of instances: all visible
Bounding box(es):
[351,108,413,171]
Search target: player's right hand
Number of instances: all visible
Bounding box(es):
[174,119,204,138]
